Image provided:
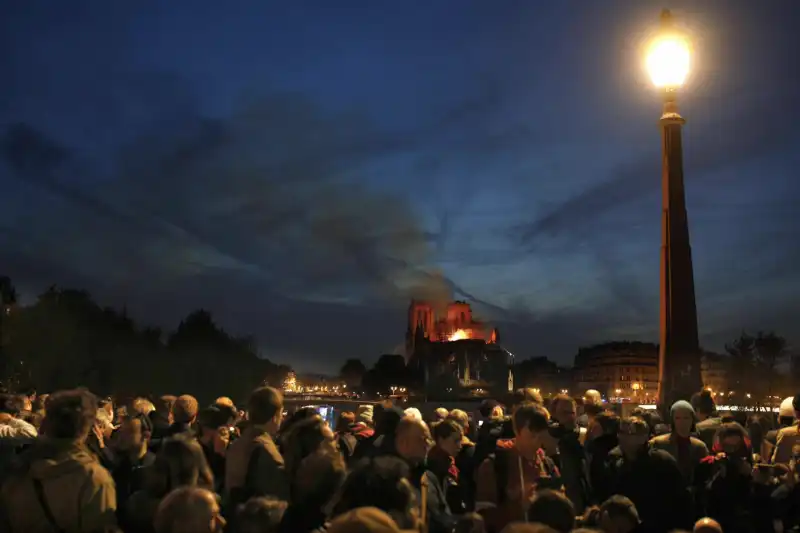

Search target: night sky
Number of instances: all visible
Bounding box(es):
[2,1,799,374]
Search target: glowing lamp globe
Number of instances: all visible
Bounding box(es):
[646,10,690,89]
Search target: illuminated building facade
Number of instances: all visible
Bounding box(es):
[405,300,498,355]
[573,342,659,402]
[700,353,728,394]
[405,300,511,399]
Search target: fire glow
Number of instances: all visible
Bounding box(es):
[449,329,470,341]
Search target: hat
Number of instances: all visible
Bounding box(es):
[356,404,374,425]
[793,394,800,413]
[670,400,695,420]
[327,507,402,533]
[780,396,797,418]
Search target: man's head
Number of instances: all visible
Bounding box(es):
[550,394,577,430]
[600,495,640,533]
[395,417,432,464]
[0,394,25,417]
[334,457,418,530]
[693,517,722,533]
[583,389,602,406]
[512,402,551,457]
[156,395,177,416]
[512,388,543,409]
[670,400,695,438]
[42,389,98,441]
[526,489,576,533]
[617,417,650,458]
[690,389,716,420]
[247,386,284,431]
[154,486,225,533]
[117,413,153,453]
[716,423,750,458]
[236,497,287,533]
[172,395,199,425]
[588,410,619,441]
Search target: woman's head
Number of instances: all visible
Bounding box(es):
[282,415,336,481]
[151,436,214,495]
[333,456,419,529]
[433,419,463,457]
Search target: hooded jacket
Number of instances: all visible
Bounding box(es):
[0,439,117,533]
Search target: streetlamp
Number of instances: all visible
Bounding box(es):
[648,10,703,411]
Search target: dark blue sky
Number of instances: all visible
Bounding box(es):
[2,1,799,373]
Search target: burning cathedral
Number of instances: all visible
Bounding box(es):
[405,300,514,399]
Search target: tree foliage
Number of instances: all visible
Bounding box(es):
[724,331,789,399]
[0,280,289,402]
[339,358,367,387]
[362,354,411,394]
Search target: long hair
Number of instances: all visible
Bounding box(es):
[149,436,214,496]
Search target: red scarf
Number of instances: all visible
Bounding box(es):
[428,445,459,482]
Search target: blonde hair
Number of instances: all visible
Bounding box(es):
[131,397,156,416]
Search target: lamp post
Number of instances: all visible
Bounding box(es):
[646,10,703,410]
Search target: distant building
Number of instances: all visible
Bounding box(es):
[405,300,511,400]
[700,352,728,394]
[405,300,499,357]
[515,356,573,397]
[573,342,659,402]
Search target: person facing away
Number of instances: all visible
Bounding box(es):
[691,390,721,451]
[121,435,215,533]
[154,486,225,533]
[278,446,346,533]
[225,386,288,507]
[0,388,118,533]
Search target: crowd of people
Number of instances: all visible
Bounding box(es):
[0,385,799,533]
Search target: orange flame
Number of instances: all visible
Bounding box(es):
[449,329,470,341]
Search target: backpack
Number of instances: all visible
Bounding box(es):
[224,445,263,517]
[337,433,358,463]
[485,449,563,505]
[473,419,508,467]
[486,448,511,504]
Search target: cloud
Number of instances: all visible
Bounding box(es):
[0,89,465,325]
[513,85,800,248]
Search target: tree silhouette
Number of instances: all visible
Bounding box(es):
[0,284,288,401]
[339,358,367,388]
[753,331,788,400]
[724,331,789,402]
[362,354,409,394]
[724,332,756,395]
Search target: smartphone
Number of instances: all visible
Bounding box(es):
[477,420,484,427]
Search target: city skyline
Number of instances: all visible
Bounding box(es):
[2,1,799,373]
